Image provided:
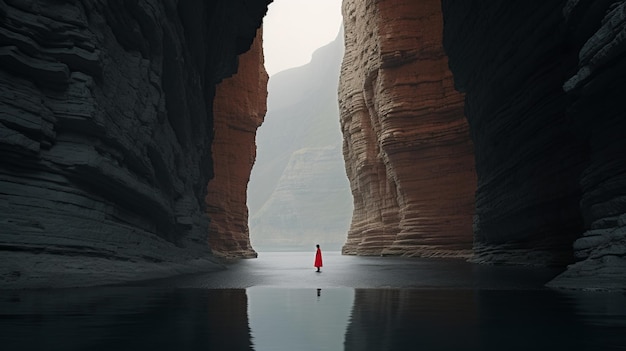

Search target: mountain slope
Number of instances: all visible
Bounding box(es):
[248,27,352,251]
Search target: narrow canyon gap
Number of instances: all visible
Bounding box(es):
[1,0,625,290]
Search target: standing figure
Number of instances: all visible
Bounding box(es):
[314,244,323,272]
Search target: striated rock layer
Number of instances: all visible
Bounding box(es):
[442,0,587,266]
[548,0,626,289]
[339,0,476,257]
[206,28,266,259]
[442,0,626,288]
[0,0,269,288]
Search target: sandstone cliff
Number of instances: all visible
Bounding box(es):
[442,0,626,288]
[207,28,266,259]
[0,0,269,288]
[340,0,625,288]
[339,0,476,257]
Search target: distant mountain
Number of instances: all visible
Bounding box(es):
[248,27,352,251]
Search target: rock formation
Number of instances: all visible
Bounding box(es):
[548,0,626,288]
[339,0,476,257]
[442,0,626,288]
[2,0,625,291]
[207,28,266,259]
[442,0,588,267]
[344,289,480,350]
[248,30,352,251]
[0,0,270,288]
[340,0,625,288]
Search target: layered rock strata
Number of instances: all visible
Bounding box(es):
[442,0,626,288]
[207,28,266,259]
[442,0,588,266]
[339,0,476,257]
[0,0,269,288]
[548,0,626,289]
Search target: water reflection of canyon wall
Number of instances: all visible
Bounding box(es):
[343,289,626,351]
[344,289,480,350]
[3,287,625,350]
[0,288,253,350]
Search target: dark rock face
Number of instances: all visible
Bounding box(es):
[442,0,626,288]
[0,0,269,288]
[442,0,587,265]
[550,0,626,289]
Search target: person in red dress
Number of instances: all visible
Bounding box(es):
[314,244,323,272]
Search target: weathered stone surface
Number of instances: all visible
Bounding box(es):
[207,28,266,259]
[442,0,626,288]
[547,0,626,289]
[442,0,588,266]
[339,0,476,257]
[0,0,270,288]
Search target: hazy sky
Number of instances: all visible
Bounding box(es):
[263,0,343,76]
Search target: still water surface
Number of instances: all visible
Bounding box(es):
[1,252,625,350]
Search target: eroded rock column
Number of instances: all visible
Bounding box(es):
[548,0,626,289]
[339,0,476,257]
[206,28,267,259]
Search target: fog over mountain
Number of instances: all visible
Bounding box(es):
[248,27,351,251]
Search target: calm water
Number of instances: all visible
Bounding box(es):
[1,252,625,350]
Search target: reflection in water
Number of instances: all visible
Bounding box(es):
[247,287,354,351]
[0,288,253,351]
[344,289,626,351]
[345,289,481,350]
[1,287,625,350]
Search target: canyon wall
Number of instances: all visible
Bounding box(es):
[339,0,476,257]
[207,28,266,259]
[442,0,587,266]
[442,0,626,288]
[549,0,626,288]
[341,0,625,288]
[0,0,269,288]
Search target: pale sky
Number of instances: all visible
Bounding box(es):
[263,0,343,76]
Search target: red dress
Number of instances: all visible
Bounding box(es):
[314,248,323,268]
